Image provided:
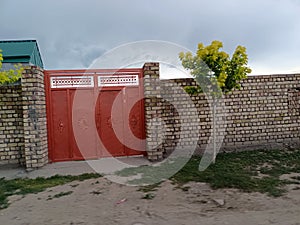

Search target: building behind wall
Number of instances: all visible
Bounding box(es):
[0,40,48,168]
[0,39,44,71]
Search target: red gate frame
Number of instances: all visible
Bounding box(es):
[44,68,146,162]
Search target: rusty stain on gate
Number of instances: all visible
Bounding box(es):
[45,69,146,162]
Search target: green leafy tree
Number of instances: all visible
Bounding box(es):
[0,49,24,85]
[179,41,251,165]
[179,40,251,93]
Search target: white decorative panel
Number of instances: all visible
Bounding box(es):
[51,76,94,88]
[98,75,139,87]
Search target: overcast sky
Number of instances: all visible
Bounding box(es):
[1,0,300,75]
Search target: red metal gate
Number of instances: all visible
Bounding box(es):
[45,69,145,162]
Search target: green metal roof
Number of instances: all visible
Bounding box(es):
[0,40,44,68]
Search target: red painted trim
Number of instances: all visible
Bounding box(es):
[139,69,147,156]
[66,89,73,159]
[46,68,142,76]
[44,71,54,162]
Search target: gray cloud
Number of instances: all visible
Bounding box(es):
[0,0,299,74]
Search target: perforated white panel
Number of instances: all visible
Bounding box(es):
[98,75,139,87]
[51,76,94,88]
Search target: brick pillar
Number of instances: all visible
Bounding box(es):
[143,62,164,161]
[21,66,48,169]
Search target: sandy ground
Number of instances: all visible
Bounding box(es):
[0,176,300,225]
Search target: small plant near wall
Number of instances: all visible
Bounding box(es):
[0,49,24,85]
[179,41,252,164]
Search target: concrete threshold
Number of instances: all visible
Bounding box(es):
[0,156,151,180]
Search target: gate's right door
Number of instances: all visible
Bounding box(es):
[124,87,145,155]
[98,90,125,157]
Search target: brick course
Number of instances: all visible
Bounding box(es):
[143,63,300,158]
[0,84,24,165]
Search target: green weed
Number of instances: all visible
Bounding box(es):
[0,173,101,209]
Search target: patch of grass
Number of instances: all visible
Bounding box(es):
[115,157,190,185]
[47,191,73,200]
[115,149,300,197]
[0,173,101,209]
[171,149,300,197]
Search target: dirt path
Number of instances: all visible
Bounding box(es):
[0,177,300,225]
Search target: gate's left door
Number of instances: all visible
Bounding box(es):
[45,83,99,161]
[51,90,71,160]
